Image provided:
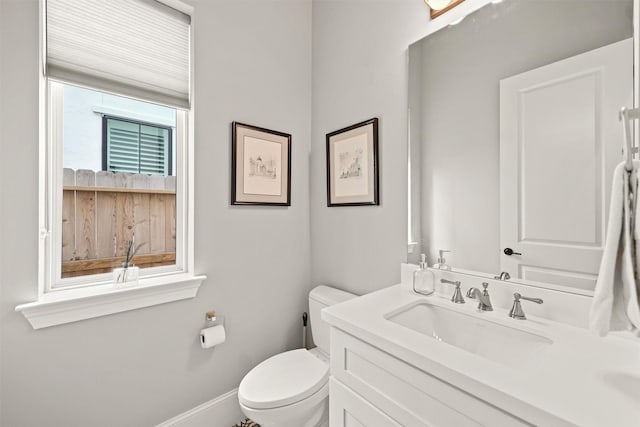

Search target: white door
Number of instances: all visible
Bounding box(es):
[500,38,633,292]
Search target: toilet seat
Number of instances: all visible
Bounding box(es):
[238,349,329,410]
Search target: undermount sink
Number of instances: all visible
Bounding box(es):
[385,301,553,368]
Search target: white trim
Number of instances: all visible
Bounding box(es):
[186,13,195,274]
[156,389,243,427]
[635,0,639,109]
[92,105,176,127]
[186,104,195,274]
[38,0,49,299]
[16,274,206,329]
[633,0,639,159]
[410,0,495,46]
[177,109,188,273]
[51,81,64,289]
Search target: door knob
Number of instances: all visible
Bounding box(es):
[504,248,522,256]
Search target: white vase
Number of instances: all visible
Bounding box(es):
[113,266,139,288]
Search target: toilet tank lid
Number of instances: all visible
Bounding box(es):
[309,285,356,306]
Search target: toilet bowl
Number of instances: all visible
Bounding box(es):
[238,286,356,427]
[239,348,329,427]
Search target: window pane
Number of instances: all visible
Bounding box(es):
[139,124,170,175]
[61,84,177,280]
[107,119,140,173]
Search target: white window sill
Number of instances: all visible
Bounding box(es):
[15,273,206,329]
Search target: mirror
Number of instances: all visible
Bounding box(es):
[408,0,635,295]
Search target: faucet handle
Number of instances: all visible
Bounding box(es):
[494,271,511,280]
[516,293,543,304]
[440,279,465,304]
[509,293,543,320]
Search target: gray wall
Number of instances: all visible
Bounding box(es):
[3,0,636,425]
[310,0,427,296]
[413,0,633,273]
[0,0,311,425]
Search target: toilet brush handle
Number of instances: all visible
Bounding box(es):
[302,312,308,349]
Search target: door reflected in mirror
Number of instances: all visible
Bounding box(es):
[408,0,635,295]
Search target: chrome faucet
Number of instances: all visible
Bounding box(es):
[494,271,511,280]
[466,282,493,311]
[509,293,543,320]
[440,279,465,304]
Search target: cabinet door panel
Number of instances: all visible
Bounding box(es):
[331,328,532,427]
[330,378,401,427]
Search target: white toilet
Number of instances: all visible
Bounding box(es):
[238,285,356,427]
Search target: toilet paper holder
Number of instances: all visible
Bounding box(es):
[205,311,224,326]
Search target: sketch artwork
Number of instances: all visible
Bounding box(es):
[339,148,363,179]
[243,136,282,196]
[334,133,369,197]
[248,155,277,179]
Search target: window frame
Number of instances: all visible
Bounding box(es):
[102,115,174,176]
[47,80,189,292]
[15,0,203,330]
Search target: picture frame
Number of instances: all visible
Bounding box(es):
[326,118,379,207]
[231,122,291,206]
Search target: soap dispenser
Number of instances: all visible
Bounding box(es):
[432,250,452,270]
[413,254,435,296]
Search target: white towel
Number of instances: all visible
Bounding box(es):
[590,161,640,336]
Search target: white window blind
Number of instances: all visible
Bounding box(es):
[47,0,191,108]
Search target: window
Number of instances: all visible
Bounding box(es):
[15,0,203,330]
[57,83,179,281]
[104,117,173,176]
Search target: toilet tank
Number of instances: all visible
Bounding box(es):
[309,285,356,354]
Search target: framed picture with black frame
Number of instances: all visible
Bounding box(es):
[326,118,379,207]
[231,121,292,206]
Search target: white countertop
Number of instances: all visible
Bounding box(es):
[322,284,640,427]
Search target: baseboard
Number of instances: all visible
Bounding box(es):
[157,388,244,427]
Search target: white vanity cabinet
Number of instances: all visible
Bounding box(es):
[329,328,531,427]
[323,284,640,427]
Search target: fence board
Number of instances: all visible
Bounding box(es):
[76,169,95,187]
[75,190,96,260]
[165,194,176,252]
[133,173,151,189]
[96,191,117,258]
[95,171,115,188]
[150,175,166,190]
[149,194,166,253]
[62,190,75,261]
[115,192,134,256]
[165,175,176,191]
[63,168,75,186]
[133,193,151,256]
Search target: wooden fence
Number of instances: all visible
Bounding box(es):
[62,169,176,278]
